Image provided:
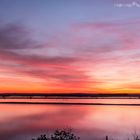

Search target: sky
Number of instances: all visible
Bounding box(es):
[0,0,140,93]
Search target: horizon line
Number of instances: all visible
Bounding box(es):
[0,93,140,99]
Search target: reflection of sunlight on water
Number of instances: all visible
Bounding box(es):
[0,100,140,140]
[0,99,140,104]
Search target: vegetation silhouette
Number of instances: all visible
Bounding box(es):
[132,131,140,140]
[32,129,80,140]
[31,129,140,140]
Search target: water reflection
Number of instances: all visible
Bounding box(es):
[1,98,140,104]
[0,100,140,140]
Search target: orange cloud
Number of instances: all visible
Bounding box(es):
[0,21,140,93]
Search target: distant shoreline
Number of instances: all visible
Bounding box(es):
[0,93,140,99]
[0,101,140,106]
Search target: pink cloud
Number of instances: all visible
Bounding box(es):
[0,21,140,92]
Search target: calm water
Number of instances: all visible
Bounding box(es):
[0,99,140,140]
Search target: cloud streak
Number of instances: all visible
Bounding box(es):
[0,20,140,93]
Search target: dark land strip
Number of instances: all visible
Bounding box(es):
[1,101,140,106]
[0,93,140,99]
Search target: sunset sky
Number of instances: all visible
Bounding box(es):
[0,0,140,93]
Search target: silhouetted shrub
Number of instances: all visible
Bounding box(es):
[32,129,80,140]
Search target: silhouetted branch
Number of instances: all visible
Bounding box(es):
[32,129,80,140]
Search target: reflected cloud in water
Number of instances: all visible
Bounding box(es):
[0,103,140,140]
